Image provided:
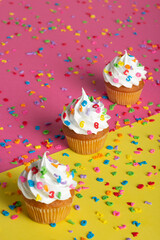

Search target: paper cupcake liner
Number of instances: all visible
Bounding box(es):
[65,132,108,155]
[105,85,143,105]
[24,201,73,224]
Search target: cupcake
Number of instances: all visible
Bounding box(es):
[103,50,147,105]
[18,152,77,224]
[61,88,111,155]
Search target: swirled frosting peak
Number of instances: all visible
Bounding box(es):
[61,88,111,135]
[18,152,77,204]
[103,50,147,88]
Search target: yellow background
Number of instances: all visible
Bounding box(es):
[0,114,160,240]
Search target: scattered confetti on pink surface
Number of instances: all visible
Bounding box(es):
[0,0,160,172]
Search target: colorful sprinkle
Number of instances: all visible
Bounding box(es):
[50,223,56,227]
[80,220,87,226]
[11,215,18,220]
[2,210,9,216]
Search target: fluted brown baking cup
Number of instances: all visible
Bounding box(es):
[65,131,108,155]
[24,200,73,224]
[105,85,143,105]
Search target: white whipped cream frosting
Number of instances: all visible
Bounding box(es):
[18,152,77,204]
[103,50,147,88]
[61,88,111,135]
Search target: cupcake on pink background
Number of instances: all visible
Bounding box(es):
[61,88,111,155]
[103,50,147,105]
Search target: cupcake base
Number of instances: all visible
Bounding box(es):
[105,80,144,105]
[23,189,75,224]
[63,125,109,155]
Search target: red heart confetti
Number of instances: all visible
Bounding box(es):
[148,181,155,185]
[137,184,144,189]
[132,232,139,237]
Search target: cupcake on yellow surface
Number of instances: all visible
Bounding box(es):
[61,88,111,155]
[103,50,147,105]
[18,152,77,224]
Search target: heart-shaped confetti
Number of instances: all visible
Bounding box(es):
[148,181,155,185]
[113,211,120,216]
[137,184,144,189]
[132,232,139,237]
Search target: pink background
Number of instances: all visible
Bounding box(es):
[0,0,160,172]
